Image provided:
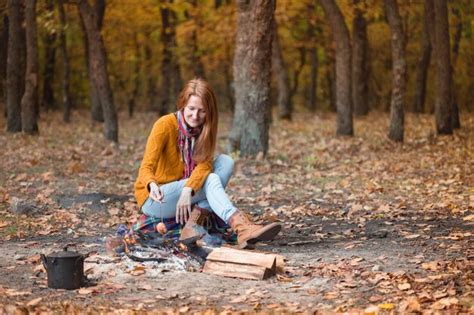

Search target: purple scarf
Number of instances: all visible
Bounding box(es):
[175,111,202,179]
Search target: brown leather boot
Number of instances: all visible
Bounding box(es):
[179,205,209,241]
[228,210,282,249]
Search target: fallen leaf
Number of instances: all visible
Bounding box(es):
[78,287,95,295]
[178,306,189,313]
[378,303,394,310]
[26,297,42,307]
[398,283,411,291]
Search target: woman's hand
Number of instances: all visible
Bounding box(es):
[176,187,193,224]
[149,182,164,202]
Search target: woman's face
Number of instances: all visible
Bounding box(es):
[183,95,206,128]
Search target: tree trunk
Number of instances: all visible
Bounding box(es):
[272,21,291,120]
[128,33,140,118]
[6,0,23,132]
[320,0,353,136]
[80,0,105,122]
[20,0,39,134]
[144,39,158,112]
[290,47,306,100]
[385,0,406,142]
[228,0,275,157]
[223,43,235,113]
[307,46,318,111]
[58,0,72,123]
[41,0,56,112]
[450,7,461,129]
[1,15,8,111]
[169,2,182,110]
[189,0,205,78]
[352,2,369,116]
[79,0,118,142]
[411,0,433,113]
[433,0,452,134]
[159,1,173,116]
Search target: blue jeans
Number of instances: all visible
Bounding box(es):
[141,154,238,223]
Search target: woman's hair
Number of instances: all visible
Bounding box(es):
[176,78,218,163]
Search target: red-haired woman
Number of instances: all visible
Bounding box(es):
[134,78,281,249]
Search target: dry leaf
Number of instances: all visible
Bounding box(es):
[398,282,411,290]
[26,297,42,307]
[78,287,95,295]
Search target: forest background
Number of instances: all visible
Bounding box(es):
[0,0,473,313]
[0,0,473,143]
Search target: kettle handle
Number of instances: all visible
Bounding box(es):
[40,254,48,271]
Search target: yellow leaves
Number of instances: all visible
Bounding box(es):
[378,303,395,310]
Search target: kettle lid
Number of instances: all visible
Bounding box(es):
[48,246,82,258]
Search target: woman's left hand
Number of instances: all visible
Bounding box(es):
[176,187,193,224]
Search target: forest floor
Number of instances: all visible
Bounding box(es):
[0,110,472,314]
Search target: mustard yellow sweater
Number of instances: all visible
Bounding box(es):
[134,113,212,208]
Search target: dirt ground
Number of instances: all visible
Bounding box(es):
[0,111,472,313]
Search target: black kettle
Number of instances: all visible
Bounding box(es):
[41,247,85,290]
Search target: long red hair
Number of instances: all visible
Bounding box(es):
[176,78,218,163]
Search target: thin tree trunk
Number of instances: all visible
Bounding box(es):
[228,0,275,157]
[79,0,118,142]
[385,0,406,142]
[80,0,105,122]
[189,0,205,78]
[307,46,318,111]
[272,20,291,120]
[41,0,56,112]
[290,47,306,99]
[170,2,182,109]
[412,0,433,113]
[450,7,461,129]
[352,1,369,116]
[433,0,452,134]
[159,1,172,116]
[58,0,72,123]
[1,15,8,112]
[144,38,158,112]
[324,46,337,112]
[6,0,23,132]
[21,0,39,134]
[128,33,140,118]
[223,43,235,113]
[320,0,353,135]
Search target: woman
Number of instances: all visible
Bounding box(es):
[134,78,281,249]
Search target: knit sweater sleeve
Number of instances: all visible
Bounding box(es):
[185,160,213,193]
[137,119,169,191]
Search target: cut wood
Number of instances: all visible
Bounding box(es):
[203,247,283,280]
[203,260,274,280]
[206,246,276,272]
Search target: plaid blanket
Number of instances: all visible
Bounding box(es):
[130,213,237,244]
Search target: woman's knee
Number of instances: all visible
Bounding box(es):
[205,173,222,189]
[215,154,234,176]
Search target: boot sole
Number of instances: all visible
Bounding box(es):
[239,223,282,249]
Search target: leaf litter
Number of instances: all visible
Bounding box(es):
[0,111,472,313]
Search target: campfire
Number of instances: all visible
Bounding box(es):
[103,224,283,280]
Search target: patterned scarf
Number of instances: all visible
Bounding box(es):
[175,110,202,179]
